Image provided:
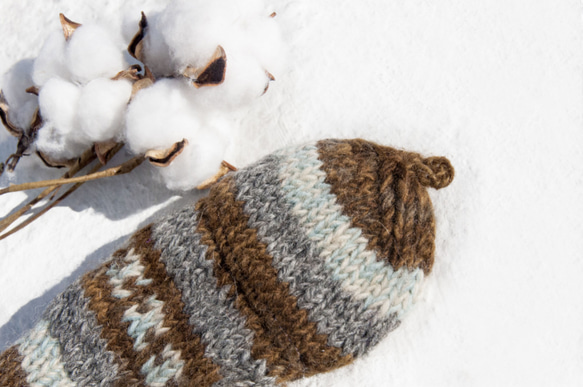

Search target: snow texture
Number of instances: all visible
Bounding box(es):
[1,0,583,386]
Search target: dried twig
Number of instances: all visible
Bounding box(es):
[0,147,122,241]
[0,147,100,233]
[0,144,123,239]
[0,153,144,195]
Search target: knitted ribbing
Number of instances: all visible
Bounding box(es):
[0,138,454,386]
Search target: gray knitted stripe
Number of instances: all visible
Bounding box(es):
[233,155,399,357]
[152,207,275,387]
[43,280,120,386]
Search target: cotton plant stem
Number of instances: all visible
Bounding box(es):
[0,144,128,240]
[0,148,98,234]
[0,153,143,195]
[0,161,101,241]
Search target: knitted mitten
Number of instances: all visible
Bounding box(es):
[0,138,454,386]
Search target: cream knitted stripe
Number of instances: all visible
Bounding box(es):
[234,154,400,356]
[276,144,424,318]
[105,248,184,385]
[17,320,75,387]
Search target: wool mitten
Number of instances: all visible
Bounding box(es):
[0,138,454,386]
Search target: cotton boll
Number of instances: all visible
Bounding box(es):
[157,130,228,190]
[156,0,240,70]
[36,78,89,159]
[66,24,127,84]
[122,11,143,44]
[1,59,39,130]
[140,13,176,77]
[187,50,269,110]
[35,122,90,160]
[33,30,70,87]
[38,78,80,137]
[141,0,284,82]
[77,78,132,142]
[125,78,202,154]
[121,7,158,45]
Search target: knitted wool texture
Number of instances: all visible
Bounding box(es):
[0,138,454,386]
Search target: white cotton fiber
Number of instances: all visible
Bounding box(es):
[1,59,39,130]
[38,78,80,137]
[156,0,237,70]
[65,24,127,84]
[125,77,235,190]
[124,78,201,153]
[77,78,132,142]
[187,49,269,110]
[157,130,228,190]
[140,13,176,77]
[121,6,164,46]
[137,0,285,109]
[32,30,70,87]
[243,17,286,76]
[36,78,89,159]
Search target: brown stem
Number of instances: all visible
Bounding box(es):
[0,147,97,233]
[0,144,124,240]
[0,152,143,195]
[0,158,106,241]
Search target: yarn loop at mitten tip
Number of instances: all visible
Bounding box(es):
[414,156,455,189]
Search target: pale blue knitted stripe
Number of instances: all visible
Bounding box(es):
[141,345,185,386]
[276,144,424,318]
[105,248,152,299]
[17,320,75,386]
[105,248,184,385]
[122,295,169,351]
[234,154,399,357]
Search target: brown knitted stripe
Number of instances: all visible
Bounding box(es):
[0,345,28,386]
[378,148,436,273]
[377,149,400,266]
[195,176,352,383]
[317,139,436,273]
[317,139,390,258]
[414,185,436,273]
[81,230,221,386]
[128,227,223,386]
[80,246,152,386]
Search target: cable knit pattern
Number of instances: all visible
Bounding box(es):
[0,138,454,386]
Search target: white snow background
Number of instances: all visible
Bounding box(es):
[1,0,583,386]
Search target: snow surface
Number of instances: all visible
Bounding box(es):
[1,0,583,386]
